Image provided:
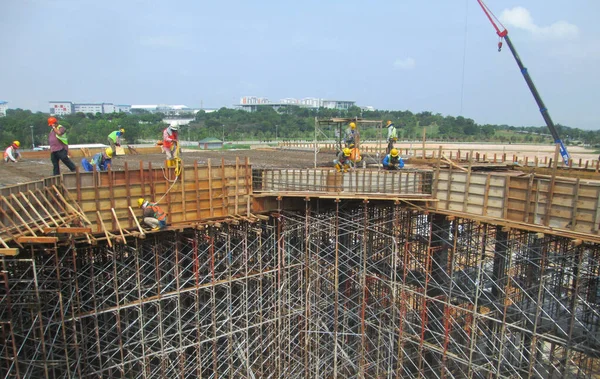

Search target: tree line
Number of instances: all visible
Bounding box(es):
[0,106,597,149]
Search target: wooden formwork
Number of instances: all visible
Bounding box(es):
[0,177,92,251]
[434,170,600,235]
[255,168,433,197]
[61,158,252,233]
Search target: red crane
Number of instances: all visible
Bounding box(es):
[476,0,570,165]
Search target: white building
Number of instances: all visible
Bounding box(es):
[131,104,196,115]
[49,101,74,115]
[0,101,8,117]
[237,96,356,112]
[50,101,131,115]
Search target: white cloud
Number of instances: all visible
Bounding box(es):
[499,7,579,39]
[393,57,416,70]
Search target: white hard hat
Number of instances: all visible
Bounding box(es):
[170,125,179,130]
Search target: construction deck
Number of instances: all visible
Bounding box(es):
[2,156,600,378]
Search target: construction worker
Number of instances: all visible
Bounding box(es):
[81,148,113,172]
[333,147,354,172]
[344,122,359,148]
[4,141,21,163]
[48,116,76,175]
[137,198,167,230]
[386,120,397,153]
[107,128,125,157]
[382,148,405,170]
[348,143,362,164]
[162,124,179,159]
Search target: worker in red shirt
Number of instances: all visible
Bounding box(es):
[162,125,179,159]
[4,141,21,163]
[48,116,76,175]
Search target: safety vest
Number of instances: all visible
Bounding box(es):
[108,130,120,142]
[163,128,178,149]
[150,204,166,221]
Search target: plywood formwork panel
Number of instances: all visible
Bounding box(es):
[432,169,600,235]
[63,160,252,233]
[257,168,433,196]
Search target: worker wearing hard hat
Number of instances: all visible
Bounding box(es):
[382,148,405,170]
[333,147,354,173]
[162,125,179,159]
[48,116,76,175]
[3,141,21,163]
[344,122,360,148]
[386,120,398,153]
[81,148,113,172]
[107,128,125,157]
[137,198,167,230]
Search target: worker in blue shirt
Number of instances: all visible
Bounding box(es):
[382,148,404,170]
[81,148,113,172]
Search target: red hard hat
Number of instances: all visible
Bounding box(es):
[48,116,57,126]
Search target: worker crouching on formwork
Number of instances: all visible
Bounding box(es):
[382,148,405,170]
[81,148,113,172]
[137,198,167,230]
[333,147,354,173]
[4,141,21,163]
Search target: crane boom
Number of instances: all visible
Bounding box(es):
[476,0,570,165]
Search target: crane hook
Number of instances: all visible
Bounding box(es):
[497,39,503,52]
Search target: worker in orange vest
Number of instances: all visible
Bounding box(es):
[4,141,21,163]
[137,198,167,230]
[162,125,179,159]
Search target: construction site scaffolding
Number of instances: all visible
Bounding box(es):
[2,201,600,378]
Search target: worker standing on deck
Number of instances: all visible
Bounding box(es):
[137,198,167,230]
[333,147,354,173]
[4,141,21,163]
[48,116,76,175]
[344,122,359,148]
[81,148,113,172]
[386,120,397,154]
[162,125,179,159]
[382,148,405,170]
[107,128,125,157]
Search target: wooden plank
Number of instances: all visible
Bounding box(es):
[194,161,201,219]
[462,156,473,213]
[0,248,19,256]
[43,227,92,234]
[208,160,214,217]
[503,176,510,220]
[483,173,492,217]
[17,236,58,244]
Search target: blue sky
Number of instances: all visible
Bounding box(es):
[2,0,599,129]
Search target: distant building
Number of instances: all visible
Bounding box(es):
[0,101,8,117]
[49,101,74,115]
[131,104,198,115]
[197,137,223,150]
[237,96,356,112]
[49,101,131,115]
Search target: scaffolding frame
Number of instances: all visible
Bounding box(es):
[3,202,600,377]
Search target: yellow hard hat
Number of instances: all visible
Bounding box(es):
[12,141,20,148]
[391,148,399,157]
[343,148,351,156]
[105,148,113,158]
[387,120,392,126]
[137,198,145,208]
[349,122,356,129]
[119,128,125,133]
